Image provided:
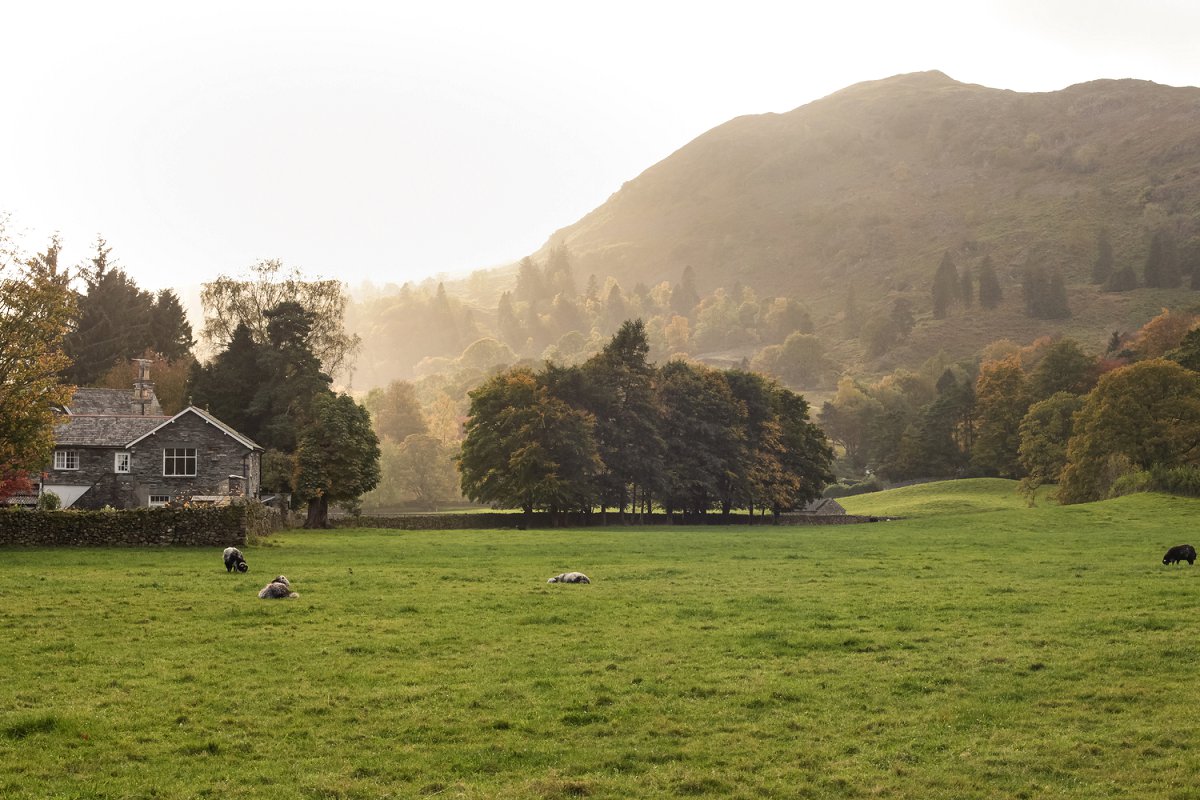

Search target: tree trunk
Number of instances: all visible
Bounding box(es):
[522,502,533,530]
[304,495,329,529]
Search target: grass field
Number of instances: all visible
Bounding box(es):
[3,482,1200,798]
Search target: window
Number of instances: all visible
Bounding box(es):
[114,452,131,473]
[53,450,79,470]
[163,448,197,476]
[148,495,170,507]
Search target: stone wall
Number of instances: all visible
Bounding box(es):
[0,505,249,547]
[334,512,894,530]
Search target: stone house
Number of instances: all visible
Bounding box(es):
[42,366,262,509]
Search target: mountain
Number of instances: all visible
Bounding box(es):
[530,71,1200,327]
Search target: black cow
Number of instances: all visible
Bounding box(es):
[1162,544,1196,565]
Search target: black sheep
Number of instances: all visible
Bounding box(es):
[1162,544,1196,565]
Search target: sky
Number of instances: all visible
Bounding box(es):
[2,0,1199,293]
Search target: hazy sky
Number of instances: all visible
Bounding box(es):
[3,0,1198,292]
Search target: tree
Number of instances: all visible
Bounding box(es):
[670,265,700,316]
[188,322,267,438]
[1027,338,1096,401]
[1104,265,1139,292]
[458,367,601,526]
[752,332,833,388]
[657,360,744,515]
[1143,229,1182,289]
[363,380,427,443]
[977,256,1002,309]
[581,320,666,518]
[515,256,546,305]
[391,433,460,510]
[819,378,881,471]
[971,356,1029,477]
[1022,266,1070,319]
[0,231,77,500]
[251,302,335,452]
[62,238,155,385]
[201,258,360,379]
[1059,359,1200,503]
[293,392,381,528]
[931,251,959,319]
[1018,392,1083,483]
[1133,308,1197,359]
[1092,228,1114,285]
[98,352,194,415]
[149,289,195,362]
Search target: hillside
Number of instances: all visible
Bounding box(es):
[352,72,1200,386]
[536,71,1200,296]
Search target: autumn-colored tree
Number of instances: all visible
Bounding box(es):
[390,433,460,511]
[0,231,77,500]
[97,352,195,414]
[1132,308,1197,360]
[1059,359,1200,503]
[971,356,1029,477]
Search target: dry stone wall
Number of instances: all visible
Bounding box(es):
[0,505,248,547]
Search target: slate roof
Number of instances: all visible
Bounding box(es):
[54,415,170,447]
[126,406,263,451]
[65,388,146,415]
[800,498,847,515]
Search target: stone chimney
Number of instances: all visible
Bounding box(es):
[132,358,160,416]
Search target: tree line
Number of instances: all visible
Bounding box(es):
[457,320,835,526]
[821,307,1200,503]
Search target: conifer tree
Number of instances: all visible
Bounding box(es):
[1092,228,1114,284]
[977,256,1002,309]
[931,252,959,319]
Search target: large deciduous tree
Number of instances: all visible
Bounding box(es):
[293,392,381,528]
[0,232,76,500]
[1059,359,1200,503]
[457,367,601,527]
[971,356,1029,477]
[200,258,360,379]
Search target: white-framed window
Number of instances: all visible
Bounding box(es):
[162,448,196,477]
[114,452,131,473]
[148,494,170,507]
[53,450,79,470]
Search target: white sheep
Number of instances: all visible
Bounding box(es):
[258,575,299,599]
[547,572,590,584]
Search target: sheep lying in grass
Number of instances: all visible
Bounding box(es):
[258,575,299,599]
[223,547,248,573]
[548,572,590,584]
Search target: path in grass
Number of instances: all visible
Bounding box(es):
[2,485,1199,798]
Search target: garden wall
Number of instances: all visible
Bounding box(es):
[0,505,250,547]
[335,512,892,530]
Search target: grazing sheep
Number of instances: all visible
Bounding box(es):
[548,572,590,584]
[223,547,248,573]
[1162,544,1197,565]
[258,575,299,599]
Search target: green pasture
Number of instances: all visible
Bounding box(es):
[2,483,1200,798]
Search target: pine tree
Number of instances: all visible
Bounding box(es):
[931,252,959,319]
[1143,229,1181,288]
[977,256,1002,309]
